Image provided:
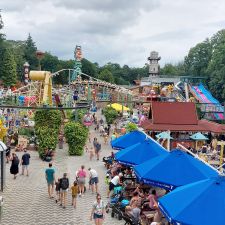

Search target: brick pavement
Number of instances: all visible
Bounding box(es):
[0,118,124,225]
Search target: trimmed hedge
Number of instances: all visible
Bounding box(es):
[102,107,118,124]
[64,122,88,156]
[34,110,61,158]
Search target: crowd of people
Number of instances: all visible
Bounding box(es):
[104,155,167,224]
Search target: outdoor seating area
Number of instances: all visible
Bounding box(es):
[107,130,225,225]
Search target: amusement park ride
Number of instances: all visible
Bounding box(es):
[1,46,133,110]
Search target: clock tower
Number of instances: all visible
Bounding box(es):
[148,51,161,77]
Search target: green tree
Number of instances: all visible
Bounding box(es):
[98,68,114,83]
[4,40,26,81]
[184,39,211,77]
[41,52,59,72]
[1,48,17,86]
[0,11,5,79]
[160,63,179,76]
[24,34,38,70]
[0,10,5,44]
[207,43,225,102]
[81,58,97,77]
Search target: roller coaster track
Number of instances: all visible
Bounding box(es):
[6,69,132,98]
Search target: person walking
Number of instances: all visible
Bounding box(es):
[88,168,99,194]
[77,165,87,197]
[21,149,30,176]
[60,173,69,208]
[55,178,61,203]
[95,140,101,161]
[93,137,98,151]
[45,163,55,198]
[10,152,19,179]
[90,194,105,225]
[89,147,95,161]
[71,181,78,208]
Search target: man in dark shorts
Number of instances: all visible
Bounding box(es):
[21,149,30,176]
[88,168,99,194]
[45,163,55,198]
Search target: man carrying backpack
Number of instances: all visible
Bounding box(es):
[60,173,69,208]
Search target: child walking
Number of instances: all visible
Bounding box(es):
[89,147,95,161]
[71,181,78,208]
[55,178,61,203]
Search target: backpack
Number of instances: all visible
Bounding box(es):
[61,178,69,190]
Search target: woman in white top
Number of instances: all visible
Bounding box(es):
[90,194,105,225]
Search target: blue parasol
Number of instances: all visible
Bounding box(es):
[115,138,168,166]
[158,175,225,225]
[134,149,218,190]
[111,130,147,150]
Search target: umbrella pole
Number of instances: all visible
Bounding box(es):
[167,130,171,150]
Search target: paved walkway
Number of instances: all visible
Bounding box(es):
[1,117,124,225]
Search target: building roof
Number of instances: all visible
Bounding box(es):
[151,102,198,125]
[143,102,225,133]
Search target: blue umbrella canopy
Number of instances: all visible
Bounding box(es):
[190,132,208,141]
[115,138,168,166]
[158,176,225,225]
[111,130,147,150]
[134,149,218,190]
[156,131,173,140]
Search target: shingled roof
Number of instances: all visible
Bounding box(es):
[143,102,225,133]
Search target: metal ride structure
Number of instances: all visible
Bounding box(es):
[0,45,133,126]
[1,69,133,109]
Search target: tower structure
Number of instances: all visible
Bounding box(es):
[71,45,83,81]
[148,51,161,77]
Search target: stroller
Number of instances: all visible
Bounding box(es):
[111,198,130,220]
[122,213,142,225]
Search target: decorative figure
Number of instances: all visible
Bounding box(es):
[71,45,83,81]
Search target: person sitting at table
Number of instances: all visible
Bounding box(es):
[133,184,145,198]
[146,190,158,210]
[43,148,54,162]
[125,192,141,214]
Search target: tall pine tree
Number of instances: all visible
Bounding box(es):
[24,33,38,70]
[0,10,5,79]
[2,48,17,87]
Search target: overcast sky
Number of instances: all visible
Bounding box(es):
[1,0,225,67]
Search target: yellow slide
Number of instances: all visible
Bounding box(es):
[29,71,53,105]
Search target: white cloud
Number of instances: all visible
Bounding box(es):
[1,0,225,67]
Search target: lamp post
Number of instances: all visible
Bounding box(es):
[23,62,30,85]
[0,141,7,192]
[36,50,44,71]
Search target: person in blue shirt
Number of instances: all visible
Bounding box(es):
[45,163,55,198]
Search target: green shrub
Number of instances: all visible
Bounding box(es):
[102,107,118,124]
[125,122,138,132]
[34,110,61,130]
[18,127,34,137]
[64,122,88,156]
[34,110,62,158]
